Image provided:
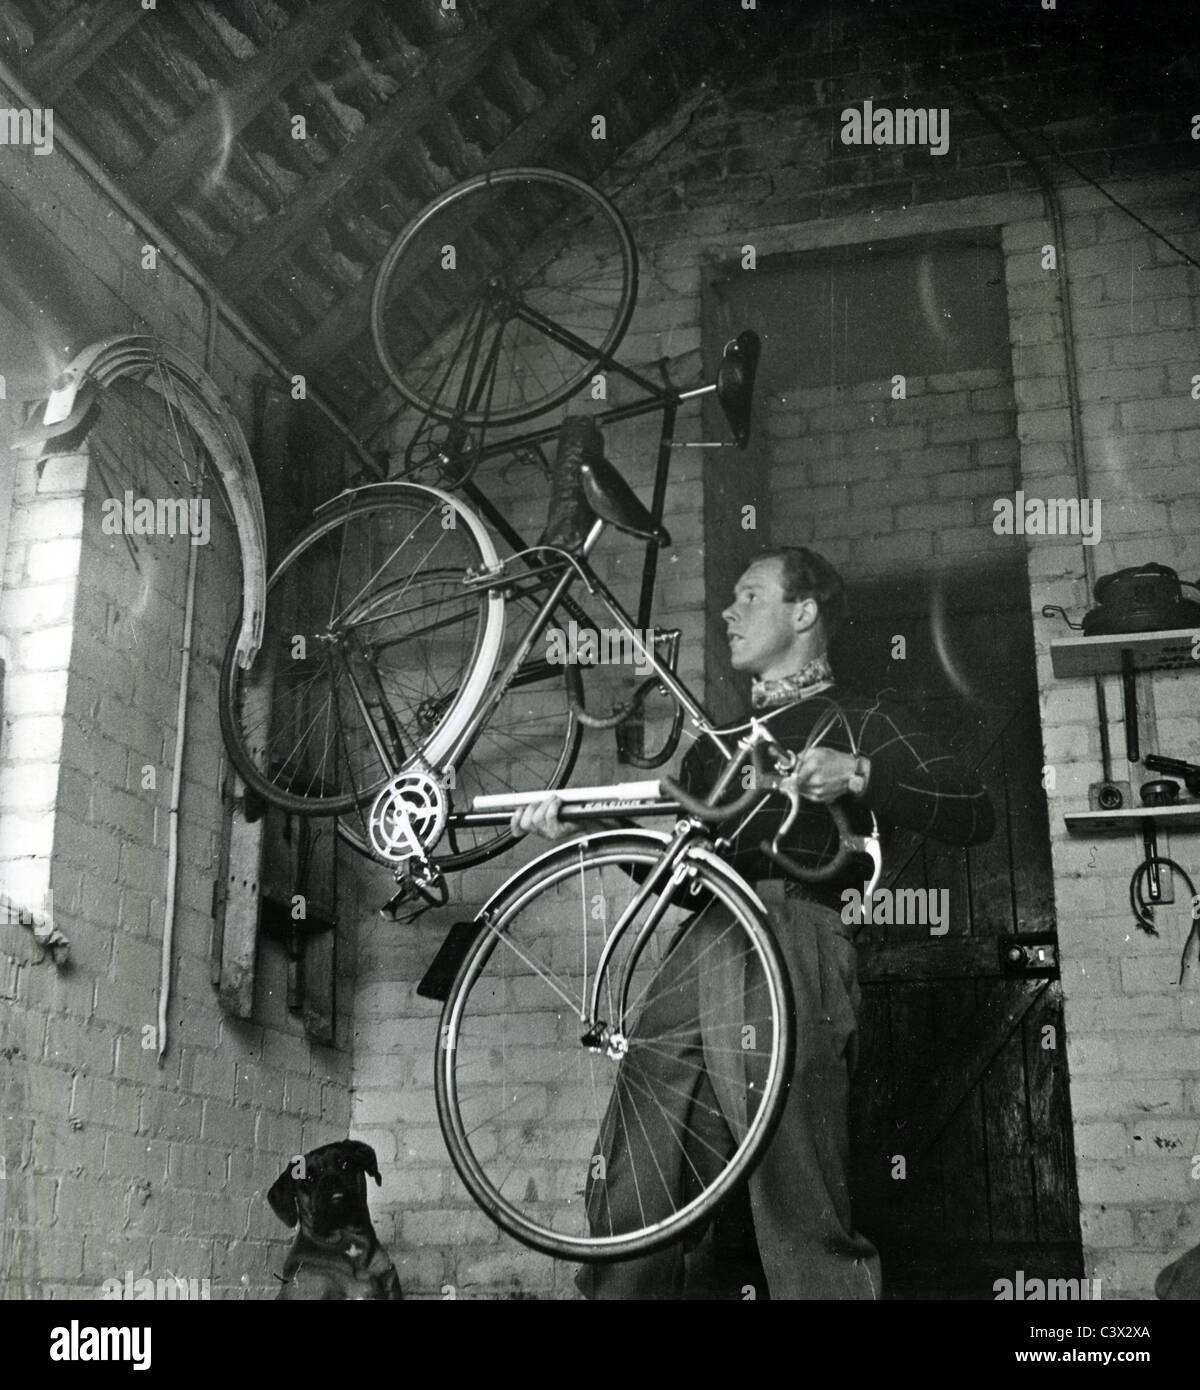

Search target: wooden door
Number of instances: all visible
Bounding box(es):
[835,557,1082,1298]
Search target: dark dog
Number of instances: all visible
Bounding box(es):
[268,1140,402,1300]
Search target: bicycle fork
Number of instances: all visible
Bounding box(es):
[578,820,708,1060]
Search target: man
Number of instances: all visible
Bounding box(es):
[513,547,994,1298]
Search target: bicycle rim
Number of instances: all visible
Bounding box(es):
[436,834,793,1262]
[371,167,638,427]
[219,487,503,815]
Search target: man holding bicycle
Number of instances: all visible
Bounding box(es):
[513,546,994,1299]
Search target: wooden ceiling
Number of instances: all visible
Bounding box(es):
[0,0,1190,446]
[0,0,754,435]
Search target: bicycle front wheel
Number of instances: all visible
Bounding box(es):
[436,831,794,1262]
[219,484,504,816]
[371,167,638,427]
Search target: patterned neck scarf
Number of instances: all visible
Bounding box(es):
[750,653,835,710]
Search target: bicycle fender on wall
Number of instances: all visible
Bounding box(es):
[13,335,268,669]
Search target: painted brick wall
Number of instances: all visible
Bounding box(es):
[352,10,1199,1298]
[1007,190,1200,1297]
[767,369,1021,575]
[0,141,361,1298]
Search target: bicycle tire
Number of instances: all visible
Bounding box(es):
[218,484,504,816]
[337,594,583,871]
[436,830,794,1262]
[371,167,638,428]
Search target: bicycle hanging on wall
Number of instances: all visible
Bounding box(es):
[218,167,760,893]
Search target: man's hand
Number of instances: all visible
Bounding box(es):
[791,748,870,803]
[510,795,569,840]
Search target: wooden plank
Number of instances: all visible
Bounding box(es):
[1024,982,1080,1242]
[932,978,991,1244]
[218,794,264,1019]
[128,0,368,214]
[882,978,1048,1169]
[1004,713,1058,933]
[878,980,939,1232]
[1066,804,1200,833]
[981,980,1038,1243]
[1050,627,1197,678]
[216,0,559,293]
[857,929,1012,983]
[967,733,1016,938]
[290,0,705,370]
[24,0,146,100]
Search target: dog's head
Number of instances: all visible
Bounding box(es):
[268,1140,382,1238]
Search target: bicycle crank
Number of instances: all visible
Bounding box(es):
[367,770,449,864]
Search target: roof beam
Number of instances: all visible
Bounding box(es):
[292,0,703,372]
[24,0,146,100]
[126,0,368,215]
[215,0,558,294]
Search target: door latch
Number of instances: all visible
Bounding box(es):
[999,933,1058,977]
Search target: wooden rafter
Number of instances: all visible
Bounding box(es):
[292,0,704,372]
[214,0,560,294]
[24,0,147,101]
[126,0,369,216]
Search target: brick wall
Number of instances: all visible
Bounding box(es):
[0,140,360,1298]
[353,9,1200,1298]
[767,368,1021,575]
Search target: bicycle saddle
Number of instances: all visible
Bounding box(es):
[716,330,761,449]
[580,450,671,548]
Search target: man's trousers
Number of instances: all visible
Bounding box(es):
[577,889,881,1300]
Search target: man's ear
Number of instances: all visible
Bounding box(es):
[793,597,819,633]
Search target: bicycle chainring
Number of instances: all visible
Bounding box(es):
[366,770,449,863]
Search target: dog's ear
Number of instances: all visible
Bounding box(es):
[267,1166,300,1227]
[347,1140,382,1186]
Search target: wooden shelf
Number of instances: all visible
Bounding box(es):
[1065,804,1200,834]
[1049,627,1198,678]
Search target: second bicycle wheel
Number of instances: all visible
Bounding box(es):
[371,167,638,427]
[219,483,504,816]
[436,831,794,1262]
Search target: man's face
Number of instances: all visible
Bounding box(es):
[722,558,811,679]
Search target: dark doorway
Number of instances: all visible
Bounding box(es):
[835,558,1082,1298]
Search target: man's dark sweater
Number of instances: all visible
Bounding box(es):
[677,685,995,911]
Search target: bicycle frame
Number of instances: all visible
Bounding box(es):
[406,304,726,654]
[435,511,734,818]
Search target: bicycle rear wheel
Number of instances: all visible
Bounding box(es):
[371,167,638,428]
[436,831,794,1262]
[219,484,503,816]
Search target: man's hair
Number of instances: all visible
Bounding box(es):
[755,546,847,639]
